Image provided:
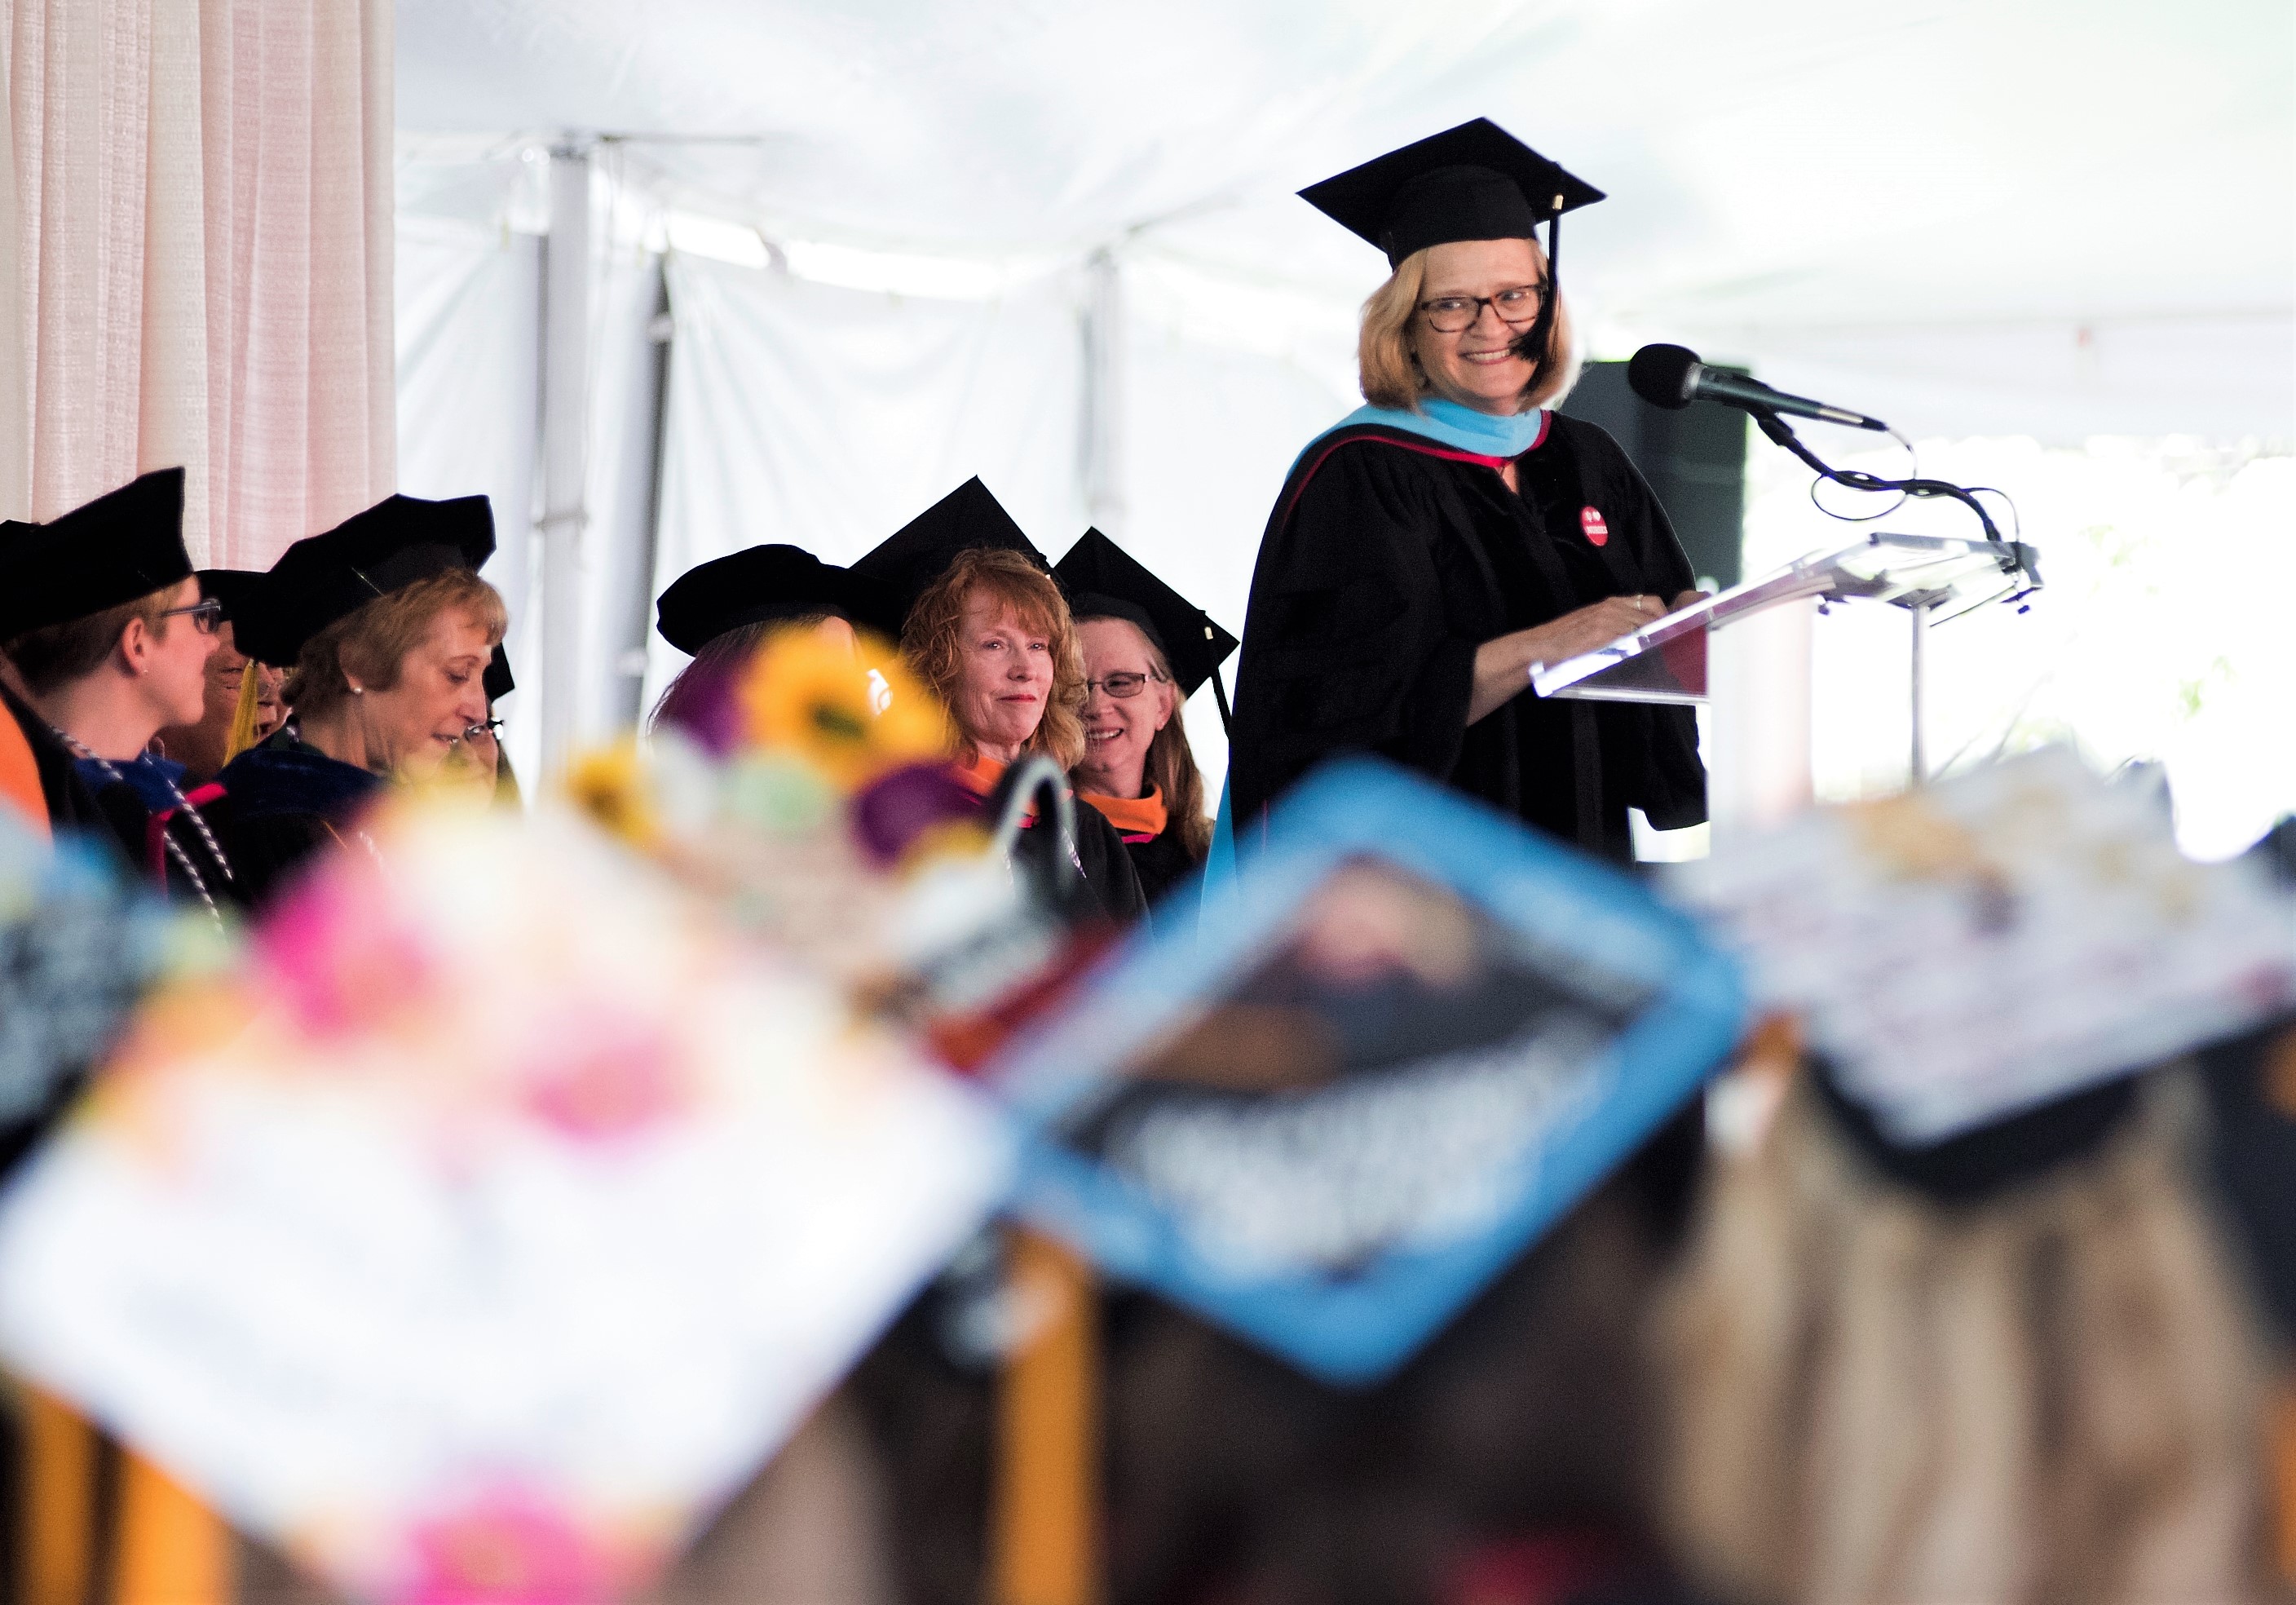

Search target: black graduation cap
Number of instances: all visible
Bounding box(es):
[1052,528,1238,701]
[655,544,903,655]
[850,477,1049,630]
[1300,118,1602,268]
[196,568,267,632]
[1301,119,1601,382]
[483,644,514,704]
[235,493,496,668]
[0,468,192,642]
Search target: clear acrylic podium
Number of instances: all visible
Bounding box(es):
[1528,532,2038,780]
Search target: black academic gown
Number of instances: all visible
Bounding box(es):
[206,727,386,913]
[1228,413,1706,862]
[82,758,236,909]
[0,679,115,846]
[1122,825,1200,910]
[981,766,1148,928]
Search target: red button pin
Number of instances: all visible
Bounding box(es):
[1579,506,1609,546]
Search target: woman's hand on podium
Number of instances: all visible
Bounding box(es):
[1468,594,1667,724]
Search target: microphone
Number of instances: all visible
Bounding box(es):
[1627,343,1888,431]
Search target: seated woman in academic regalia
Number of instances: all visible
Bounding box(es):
[151,569,288,786]
[1052,529,1234,913]
[0,468,240,910]
[208,493,506,911]
[852,479,1144,928]
[650,543,905,749]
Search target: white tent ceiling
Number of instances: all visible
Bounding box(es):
[400,0,2294,443]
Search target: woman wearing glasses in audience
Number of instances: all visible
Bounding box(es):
[208,493,506,911]
[1053,530,1234,910]
[1228,122,1707,863]
[0,470,240,911]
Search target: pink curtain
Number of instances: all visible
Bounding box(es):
[2,0,394,568]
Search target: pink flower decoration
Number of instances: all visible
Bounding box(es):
[401,1483,612,1605]
[519,1011,688,1145]
[257,861,437,1039]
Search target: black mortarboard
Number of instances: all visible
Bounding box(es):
[655,544,904,655]
[483,644,514,704]
[235,493,495,668]
[850,477,1049,630]
[197,568,267,630]
[1302,119,1600,386]
[0,469,192,641]
[1053,528,1239,701]
[1299,118,1601,268]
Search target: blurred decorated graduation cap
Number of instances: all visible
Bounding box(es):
[0,469,192,641]
[1299,117,1602,268]
[850,477,1049,630]
[655,544,903,655]
[235,493,495,668]
[1053,528,1238,701]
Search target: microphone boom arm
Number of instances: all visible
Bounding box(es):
[1749,409,2040,600]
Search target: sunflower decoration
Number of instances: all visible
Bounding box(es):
[736,626,951,792]
[565,741,660,849]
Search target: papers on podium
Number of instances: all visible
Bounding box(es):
[1528,532,2037,705]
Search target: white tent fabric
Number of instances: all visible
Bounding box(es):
[5,0,396,562]
[392,0,2294,795]
[397,0,2294,444]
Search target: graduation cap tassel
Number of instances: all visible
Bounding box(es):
[1511,195,1565,381]
[1207,641,1234,738]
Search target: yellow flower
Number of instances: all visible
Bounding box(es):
[564,740,659,847]
[738,626,951,790]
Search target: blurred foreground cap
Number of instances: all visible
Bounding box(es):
[0,470,192,641]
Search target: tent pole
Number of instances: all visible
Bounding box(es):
[1082,248,1124,536]
[537,139,594,780]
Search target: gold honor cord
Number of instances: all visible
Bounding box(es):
[17,1387,232,1605]
[223,668,266,766]
[990,1228,1102,1605]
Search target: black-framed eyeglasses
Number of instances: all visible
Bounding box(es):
[1417,281,1548,334]
[1083,670,1164,699]
[160,598,226,635]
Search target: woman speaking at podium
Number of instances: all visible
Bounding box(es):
[1227,120,1708,863]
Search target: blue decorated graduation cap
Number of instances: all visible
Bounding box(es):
[984,758,1746,1383]
[0,470,192,642]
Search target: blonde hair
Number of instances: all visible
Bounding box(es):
[285,569,507,724]
[1358,239,1580,413]
[1654,1068,2276,1604]
[901,548,1085,771]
